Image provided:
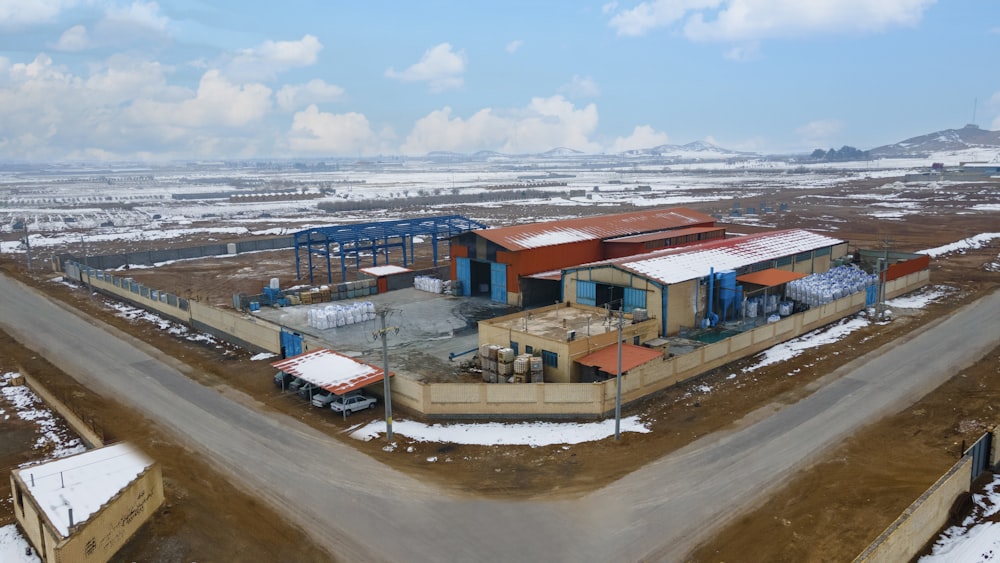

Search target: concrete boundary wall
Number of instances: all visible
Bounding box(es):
[65,259,928,418]
[854,454,977,562]
[406,269,928,418]
[21,371,105,448]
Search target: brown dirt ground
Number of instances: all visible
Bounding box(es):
[1,181,998,562]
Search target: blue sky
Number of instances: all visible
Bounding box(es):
[0,0,997,161]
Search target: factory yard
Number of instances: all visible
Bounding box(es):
[1,169,999,560]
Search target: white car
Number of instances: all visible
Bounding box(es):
[330,392,377,416]
[310,389,336,408]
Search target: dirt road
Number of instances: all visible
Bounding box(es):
[2,269,998,561]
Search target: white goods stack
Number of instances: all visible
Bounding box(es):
[786,265,877,308]
[307,301,376,330]
[414,276,450,294]
[529,356,543,383]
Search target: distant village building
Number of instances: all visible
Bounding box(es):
[10,442,163,563]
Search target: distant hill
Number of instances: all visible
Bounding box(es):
[622,140,753,160]
[870,124,1000,158]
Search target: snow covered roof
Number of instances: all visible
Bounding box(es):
[593,229,845,285]
[359,265,411,277]
[603,226,724,244]
[13,442,154,538]
[476,207,715,251]
[272,348,389,395]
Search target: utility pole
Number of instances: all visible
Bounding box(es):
[22,221,32,273]
[877,235,892,320]
[373,309,399,441]
[614,307,624,441]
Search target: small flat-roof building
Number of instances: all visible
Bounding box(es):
[10,442,163,563]
[563,229,848,336]
[450,207,718,307]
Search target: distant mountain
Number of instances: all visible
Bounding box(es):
[541,147,585,157]
[622,140,753,160]
[870,124,1000,158]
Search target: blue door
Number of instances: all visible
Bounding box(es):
[576,280,596,306]
[623,287,647,312]
[280,329,303,358]
[490,262,507,303]
[456,257,471,297]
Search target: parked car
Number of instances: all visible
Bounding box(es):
[330,392,377,416]
[297,381,324,399]
[310,389,337,408]
[273,370,294,389]
[287,377,306,392]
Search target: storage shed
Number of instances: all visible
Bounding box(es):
[10,442,164,563]
[562,229,848,336]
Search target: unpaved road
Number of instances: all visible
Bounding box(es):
[2,272,998,562]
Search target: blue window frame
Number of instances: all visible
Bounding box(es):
[541,350,558,368]
[509,342,519,355]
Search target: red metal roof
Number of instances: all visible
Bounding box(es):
[272,348,390,395]
[476,207,715,251]
[604,226,725,244]
[736,268,807,287]
[576,343,663,374]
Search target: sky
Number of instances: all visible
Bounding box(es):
[0,0,998,161]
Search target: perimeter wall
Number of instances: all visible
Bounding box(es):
[60,260,928,418]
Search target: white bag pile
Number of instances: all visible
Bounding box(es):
[786,265,877,308]
[307,301,376,329]
[414,276,450,294]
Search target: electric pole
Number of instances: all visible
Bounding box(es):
[614,306,624,441]
[373,309,399,442]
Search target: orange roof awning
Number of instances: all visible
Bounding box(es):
[576,344,663,374]
[272,348,391,395]
[736,268,806,287]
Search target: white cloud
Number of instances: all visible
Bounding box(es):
[105,1,169,33]
[609,125,670,153]
[226,35,323,80]
[276,79,345,112]
[52,24,90,51]
[602,2,619,15]
[506,40,524,54]
[608,0,936,40]
[685,0,936,41]
[127,70,272,128]
[287,105,387,155]
[608,0,720,36]
[401,95,601,155]
[559,75,600,98]
[0,0,78,27]
[385,43,466,92]
[796,119,844,148]
[723,41,760,61]
[0,51,280,158]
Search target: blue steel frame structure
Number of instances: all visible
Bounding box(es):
[294,215,488,285]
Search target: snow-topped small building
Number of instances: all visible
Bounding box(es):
[10,442,163,563]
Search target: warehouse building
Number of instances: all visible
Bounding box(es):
[449,207,722,306]
[562,229,849,336]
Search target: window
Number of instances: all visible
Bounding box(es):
[542,350,558,368]
[15,485,23,515]
[509,342,519,355]
[815,246,831,256]
[776,256,792,267]
[795,251,813,262]
[633,336,641,345]
[525,345,533,355]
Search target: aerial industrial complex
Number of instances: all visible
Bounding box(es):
[57,206,930,419]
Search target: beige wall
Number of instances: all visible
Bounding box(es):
[854,456,973,563]
[12,462,164,563]
[22,372,104,448]
[82,269,282,354]
[394,269,928,418]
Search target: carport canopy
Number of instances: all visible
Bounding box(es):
[272,348,391,395]
[736,268,806,287]
[576,343,663,374]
